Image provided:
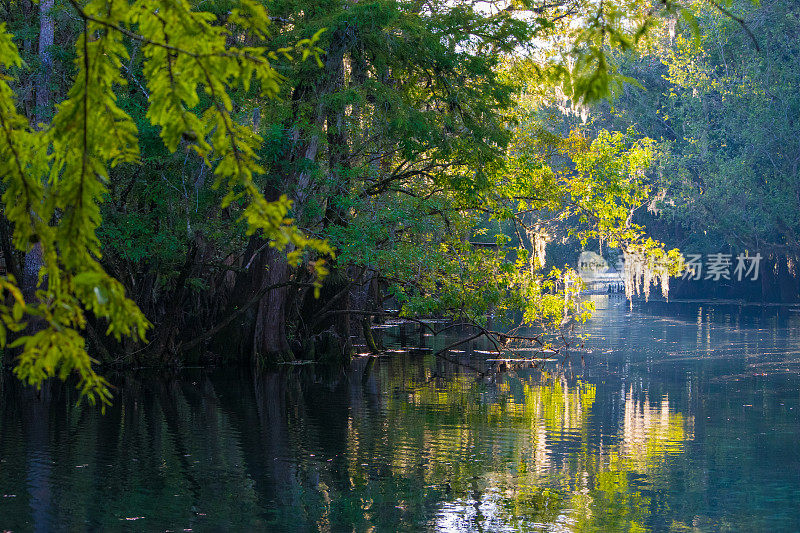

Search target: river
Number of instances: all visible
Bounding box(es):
[1,296,799,531]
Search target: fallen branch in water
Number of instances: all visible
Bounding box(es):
[311,309,578,374]
[431,330,488,376]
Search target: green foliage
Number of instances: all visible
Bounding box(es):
[264,0,685,339]
[592,0,799,262]
[0,0,695,394]
[0,0,331,404]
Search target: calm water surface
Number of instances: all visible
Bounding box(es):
[1,297,800,531]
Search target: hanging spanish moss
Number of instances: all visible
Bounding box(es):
[624,250,670,303]
[527,226,551,274]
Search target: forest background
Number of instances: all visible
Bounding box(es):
[0,0,795,402]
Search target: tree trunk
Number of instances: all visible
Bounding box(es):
[35,0,54,124]
[0,218,21,282]
[22,244,43,304]
[317,27,354,362]
[148,242,198,364]
[252,247,292,363]
[22,0,54,302]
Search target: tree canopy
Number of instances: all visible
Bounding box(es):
[0,0,702,402]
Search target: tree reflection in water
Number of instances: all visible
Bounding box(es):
[406,373,692,532]
[0,358,693,532]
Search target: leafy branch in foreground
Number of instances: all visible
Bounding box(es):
[0,0,331,406]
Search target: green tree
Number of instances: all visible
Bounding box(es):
[0,0,690,401]
[0,0,329,404]
[589,0,800,300]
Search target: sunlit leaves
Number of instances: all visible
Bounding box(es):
[0,0,331,403]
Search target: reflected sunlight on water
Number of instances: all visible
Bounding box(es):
[419,375,692,532]
[1,300,799,531]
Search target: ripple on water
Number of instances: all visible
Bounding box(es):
[2,303,800,531]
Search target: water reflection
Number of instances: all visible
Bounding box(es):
[422,377,692,532]
[1,301,799,531]
[0,364,692,532]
